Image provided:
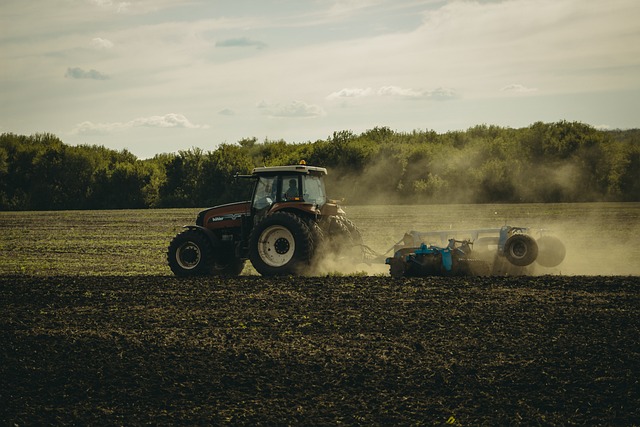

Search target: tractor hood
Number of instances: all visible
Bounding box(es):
[196,201,251,228]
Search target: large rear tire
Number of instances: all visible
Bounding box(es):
[504,234,538,267]
[249,212,313,276]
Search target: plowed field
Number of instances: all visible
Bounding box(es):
[2,274,638,425]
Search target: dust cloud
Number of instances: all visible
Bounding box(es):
[316,152,639,276]
[309,250,389,277]
[540,216,640,276]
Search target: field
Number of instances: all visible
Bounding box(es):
[1,204,639,424]
[1,203,640,276]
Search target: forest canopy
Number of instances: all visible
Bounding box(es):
[1,121,639,211]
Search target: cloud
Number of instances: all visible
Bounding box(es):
[378,86,457,99]
[326,87,373,100]
[91,37,114,49]
[377,86,423,97]
[89,0,132,13]
[65,67,109,80]
[327,86,457,100]
[216,37,267,49]
[428,87,458,100]
[263,101,326,118]
[131,113,205,128]
[71,113,207,134]
[218,108,235,116]
[501,84,538,93]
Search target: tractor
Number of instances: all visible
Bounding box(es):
[167,162,360,277]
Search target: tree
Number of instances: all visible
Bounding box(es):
[197,144,254,206]
[89,162,151,209]
[158,149,204,207]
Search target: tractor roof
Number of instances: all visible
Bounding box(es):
[252,164,327,176]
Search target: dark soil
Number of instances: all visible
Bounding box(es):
[1,275,639,426]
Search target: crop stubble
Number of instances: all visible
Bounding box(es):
[1,275,639,425]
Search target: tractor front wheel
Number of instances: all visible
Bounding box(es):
[167,229,214,277]
[168,230,244,276]
[249,212,313,276]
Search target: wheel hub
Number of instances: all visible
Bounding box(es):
[258,225,296,267]
[274,237,290,254]
[177,242,201,269]
[511,242,526,258]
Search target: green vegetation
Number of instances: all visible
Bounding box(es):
[1,121,639,210]
[0,209,197,275]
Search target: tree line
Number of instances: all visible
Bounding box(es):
[1,121,638,210]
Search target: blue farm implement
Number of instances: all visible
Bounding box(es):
[384,226,565,278]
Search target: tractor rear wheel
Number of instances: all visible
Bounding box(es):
[168,230,244,277]
[504,234,538,267]
[249,212,313,276]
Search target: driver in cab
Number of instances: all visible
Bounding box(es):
[285,179,299,200]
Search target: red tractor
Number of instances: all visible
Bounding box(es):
[167,162,360,277]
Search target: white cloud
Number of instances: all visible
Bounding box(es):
[132,113,204,128]
[377,86,425,98]
[71,113,207,135]
[326,87,373,100]
[91,37,114,49]
[264,101,326,118]
[327,86,457,101]
[428,87,458,100]
[501,84,538,93]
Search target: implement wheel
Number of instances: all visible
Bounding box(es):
[504,234,538,267]
[536,236,566,268]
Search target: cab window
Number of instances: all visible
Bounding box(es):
[303,175,326,206]
[253,176,277,209]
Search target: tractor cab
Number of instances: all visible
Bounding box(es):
[247,164,329,221]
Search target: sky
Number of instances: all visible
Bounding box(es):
[1,0,639,159]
